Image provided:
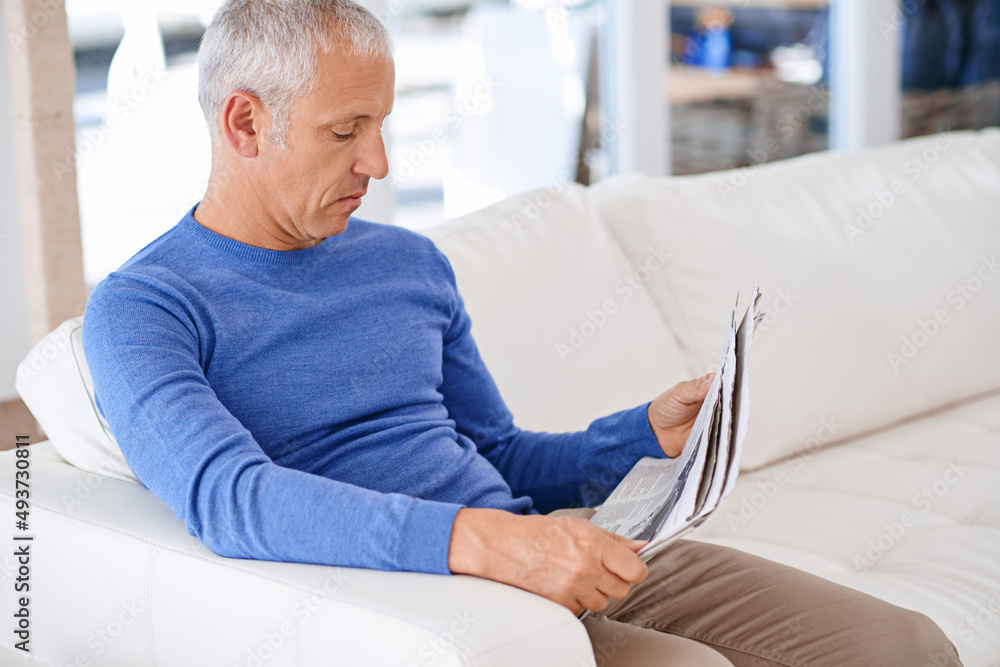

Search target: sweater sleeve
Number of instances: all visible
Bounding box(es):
[434,253,666,513]
[83,273,462,574]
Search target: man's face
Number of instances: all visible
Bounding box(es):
[254,47,395,247]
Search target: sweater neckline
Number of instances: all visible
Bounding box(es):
[178,205,345,266]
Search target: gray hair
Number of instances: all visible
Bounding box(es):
[197,0,393,146]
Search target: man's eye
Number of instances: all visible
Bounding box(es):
[333,130,356,140]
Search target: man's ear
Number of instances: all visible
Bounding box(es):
[218,91,268,158]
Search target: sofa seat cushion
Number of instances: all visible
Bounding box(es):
[690,389,1000,667]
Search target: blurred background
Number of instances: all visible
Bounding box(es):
[42,0,1000,286]
[1,0,998,437]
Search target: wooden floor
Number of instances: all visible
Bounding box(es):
[0,398,45,451]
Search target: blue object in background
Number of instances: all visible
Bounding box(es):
[902,0,1000,89]
[965,0,1000,81]
[671,7,828,79]
[685,25,732,70]
[901,0,952,89]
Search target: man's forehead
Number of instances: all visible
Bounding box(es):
[313,48,394,84]
[319,107,393,127]
[306,50,394,123]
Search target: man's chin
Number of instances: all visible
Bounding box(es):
[318,212,352,237]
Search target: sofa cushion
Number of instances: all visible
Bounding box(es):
[591,129,1000,470]
[689,388,1000,667]
[427,182,690,434]
[15,317,138,482]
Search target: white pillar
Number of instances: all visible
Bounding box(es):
[601,0,670,176]
[4,0,87,345]
[830,0,902,151]
[0,4,32,402]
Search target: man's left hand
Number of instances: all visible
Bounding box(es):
[647,373,714,458]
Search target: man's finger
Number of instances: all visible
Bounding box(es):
[672,374,714,404]
[604,530,648,550]
[595,570,635,601]
[599,537,649,584]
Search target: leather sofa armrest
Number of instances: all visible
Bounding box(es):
[0,443,595,666]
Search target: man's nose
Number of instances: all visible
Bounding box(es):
[354,130,389,180]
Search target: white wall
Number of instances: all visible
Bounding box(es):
[0,6,32,402]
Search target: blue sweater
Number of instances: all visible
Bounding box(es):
[82,207,664,575]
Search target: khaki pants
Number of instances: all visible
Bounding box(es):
[550,507,962,667]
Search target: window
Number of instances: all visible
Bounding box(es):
[899,0,1000,139]
[669,1,830,175]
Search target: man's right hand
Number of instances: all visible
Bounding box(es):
[447,508,649,615]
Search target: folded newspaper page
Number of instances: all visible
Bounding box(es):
[589,285,761,562]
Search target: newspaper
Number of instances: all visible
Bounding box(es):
[589,285,761,563]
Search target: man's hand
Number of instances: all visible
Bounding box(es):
[647,373,715,458]
[448,508,648,615]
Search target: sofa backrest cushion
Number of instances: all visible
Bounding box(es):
[591,129,1000,470]
[20,183,690,482]
[427,182,690,433]
[15,317,138,482]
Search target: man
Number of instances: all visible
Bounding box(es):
[82,1,962,665]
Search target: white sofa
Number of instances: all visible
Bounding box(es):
[3,129,1000,666]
